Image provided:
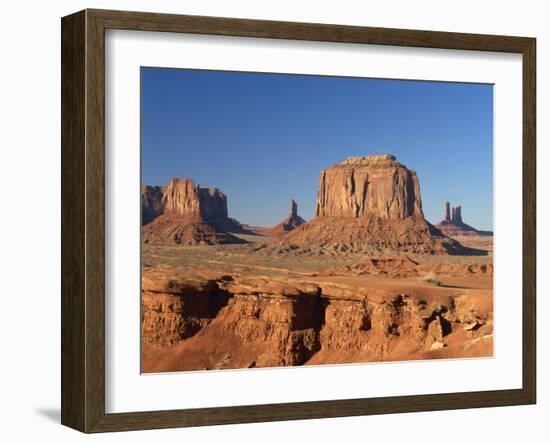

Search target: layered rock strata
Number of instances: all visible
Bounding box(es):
[142,178,229,225]
[316,154,423,220]
[142,178,243,245]
[141,268,493,372]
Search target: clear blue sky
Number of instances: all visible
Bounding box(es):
[141,68,493,230]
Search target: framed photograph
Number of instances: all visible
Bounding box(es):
[61,9,536,433]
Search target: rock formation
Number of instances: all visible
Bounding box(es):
[161,178,229,224]
[269,154,473,255]
[436,202,492,238]
[316,154,423,220]
[141,267,493,372]
[141,185,166,225]
[444,201,451,222]
[265,199,307,236]
[451,205,462,223]
[142,178,244,245]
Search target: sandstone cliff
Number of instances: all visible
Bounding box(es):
[141,267,493,372]
[142,178,243,245]
[141,185,166,225]
[316,154,423,220]
[161,178,229,223]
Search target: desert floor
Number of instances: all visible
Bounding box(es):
[141,234,493,373]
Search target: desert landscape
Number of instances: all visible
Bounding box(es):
[141,154,493,373]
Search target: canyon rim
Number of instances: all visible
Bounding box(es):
[140,68,493,373]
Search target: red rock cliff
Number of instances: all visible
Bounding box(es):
[316,154,423,220]
[141,178,241,245]
[141,185,166,225]
[161,178,228,223]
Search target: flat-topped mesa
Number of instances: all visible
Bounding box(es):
[316,154,424,220]
[340,154,398,167]
[161,178,228,223]
[142,178,243,246]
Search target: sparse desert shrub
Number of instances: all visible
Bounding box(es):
[421,272,443,286]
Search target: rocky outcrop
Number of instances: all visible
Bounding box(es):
[144,178,229,224]
[141,185,166,225]
[451,205,462,223]
[265,199,307,236]
[436,201,493,238]
[141,276,231,346]
[320,257,493,279]
[161,178,228,223]
[142,178,244,245]
[316,155,423,220]
[142,213,246,246]
[141,268,493,372]
[270,155,476,255]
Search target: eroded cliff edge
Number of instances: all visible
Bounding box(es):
[141,266,493,373]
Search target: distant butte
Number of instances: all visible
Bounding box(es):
[141,178,245,246]
[435,201,493,238]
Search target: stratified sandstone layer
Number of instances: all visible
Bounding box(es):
[162,178,229,223]
[142,178,244,245]
[143,178,229,224]
[316,154,423,219]
[141,266,493,372]
[271,155,474,255]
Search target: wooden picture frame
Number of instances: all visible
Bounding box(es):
[61,8,536,433]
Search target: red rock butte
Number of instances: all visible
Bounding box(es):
[141,178,244,246]
[316,154,423,220]
[272,154,473,255]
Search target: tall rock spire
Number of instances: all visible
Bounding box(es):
[289,199,298,218]
[444,201,451,222]
[449,204,463,224]
[455,205,462,223]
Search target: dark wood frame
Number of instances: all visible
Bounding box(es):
[61,8,536,433]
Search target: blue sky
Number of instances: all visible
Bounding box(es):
[141,68,493,230]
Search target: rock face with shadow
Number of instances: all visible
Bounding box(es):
[140,266,493,373]
[141,185,166,225]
